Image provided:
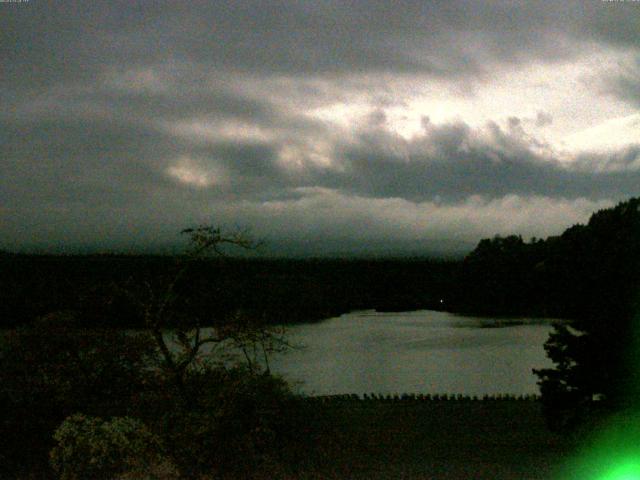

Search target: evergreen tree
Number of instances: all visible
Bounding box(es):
[534,198,640,429]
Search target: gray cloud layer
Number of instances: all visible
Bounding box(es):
[2,1,640,254]
[4,1,640,83]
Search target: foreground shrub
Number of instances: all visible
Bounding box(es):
[50,414,174,480]
[158,365,300,478]
[0,311,157,476]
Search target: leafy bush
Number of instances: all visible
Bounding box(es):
[0,311,158,476]
[50,414,174,480]
[159,365,298,477]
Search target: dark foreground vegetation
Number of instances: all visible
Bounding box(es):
[2,197,640,478]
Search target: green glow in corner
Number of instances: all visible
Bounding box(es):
[558,411,640,480]
[563,451,640,480]
[600,461,640,480]
[558,307,640,480]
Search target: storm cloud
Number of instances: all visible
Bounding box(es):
[2,1,639,255]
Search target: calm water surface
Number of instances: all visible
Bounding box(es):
[267,310,554,396]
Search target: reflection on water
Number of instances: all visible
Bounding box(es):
[267,310,555,396]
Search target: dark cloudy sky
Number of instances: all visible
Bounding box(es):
[2,1,640,255]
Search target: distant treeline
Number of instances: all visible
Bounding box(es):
[0,254,455,328]
[3,197,639,328]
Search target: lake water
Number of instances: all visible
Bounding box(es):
[267,310,555,396]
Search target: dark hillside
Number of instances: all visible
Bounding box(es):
[449,197,640,321]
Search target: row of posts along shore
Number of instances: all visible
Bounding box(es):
[303,393,541,404]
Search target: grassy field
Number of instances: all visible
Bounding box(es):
[279,399,577,480]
